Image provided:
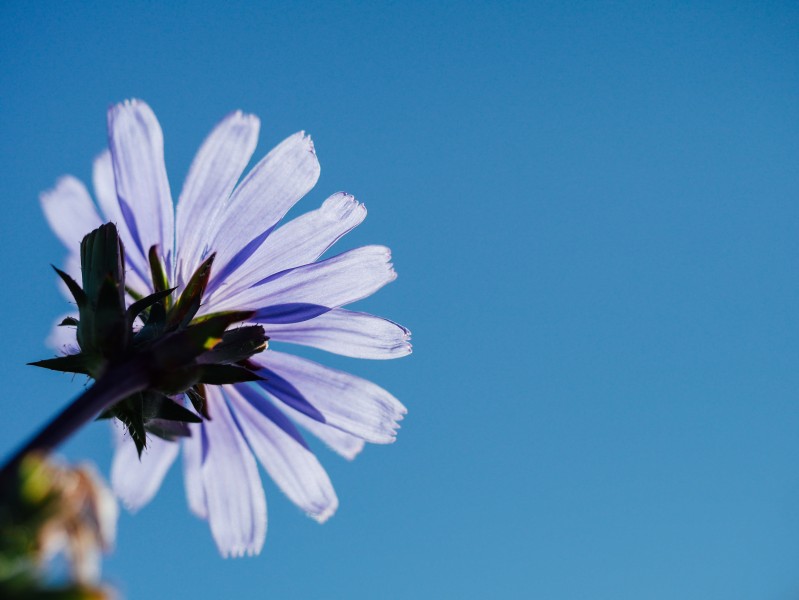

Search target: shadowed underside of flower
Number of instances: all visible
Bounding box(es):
[41,99,411,557]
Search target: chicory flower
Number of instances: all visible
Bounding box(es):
[41,99,410,556]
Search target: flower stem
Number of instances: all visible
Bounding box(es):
[0,358,150,486]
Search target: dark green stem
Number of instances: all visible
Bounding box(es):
[0,359,150,486]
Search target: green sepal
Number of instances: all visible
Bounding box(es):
[126,285,144,301]
[146,419,192,441]
[135,301,167,344]
[52,266,87,308]
[186,385,211,420]
[167,253,215,329]
[198,325,268,365]
[114,396,147,457]
[198,364,264,385]
[92,274,128,357]
[68,224,128,361]
[152,310,254,368]
[140,391,202,423]
[80,223,124,303]
[148,245,170,305]
[149,365,204,396]
[127,287,176,323]
[189,310,255,327]
[28,354,92,376]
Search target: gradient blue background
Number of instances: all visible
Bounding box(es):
[1,1,798,598]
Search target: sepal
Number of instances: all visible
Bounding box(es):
[167,253,215,329]
[198,364,265,385]
[198,325,268,365]
[186,384,210,420]
[52,266,87,308]
[36,224,268,457]
[29,353,93,376]
[126,287,175,322]
[148,245,170,301]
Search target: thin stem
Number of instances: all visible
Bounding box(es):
[0,358,150,485]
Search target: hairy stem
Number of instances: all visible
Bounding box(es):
[0,359,150,485]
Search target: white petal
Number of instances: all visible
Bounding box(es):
[182,426,207,519]
[93,150,151,293]
[107,99,174,267]
[209,193,365,306]
[227,385,338,523]
[204,132,320,290]
[254,350,406,443]
[200,387,266,557]
[279,402,365,460]
[268,309,412,359]
[176,111,260,284]
[210,246,396,322]
[40,176,103,253]
[110,423,179,512]
[92,150,119,223]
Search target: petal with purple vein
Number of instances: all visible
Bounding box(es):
[278,402,365,461]
[210,246,396,322]
[205,132,320,289]
[200,387,266,557]
[209,193,365,306]
[176,111,260,284]
[254,350,406,444]
[268,308,411,359]
[92,151,151,292]
[107,99,174,269]
[227,385,338,523]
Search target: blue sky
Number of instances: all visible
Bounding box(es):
[1,1,798,598]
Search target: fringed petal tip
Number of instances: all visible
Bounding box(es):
[364,404,406,445]
[108,97,147,115]
[323,191,367,220]
[229,109,260,127]
[380,246,398,281]
[309,496,339,524]
[283,130,317,160]
[383,402,408,443]
[299,130,316,157]
[220,540,264,559]
[395,324,413,356]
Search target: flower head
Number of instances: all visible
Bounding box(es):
[41,99,410,556]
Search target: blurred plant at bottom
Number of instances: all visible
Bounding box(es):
[0,453,117,599]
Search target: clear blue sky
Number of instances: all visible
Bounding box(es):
[1,1,798,598]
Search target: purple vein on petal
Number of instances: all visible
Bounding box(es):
[205,227,274,297]
[252,303,331,324]
[228,384,310,451]
[254,368,326,423]
[118,195,146,259]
